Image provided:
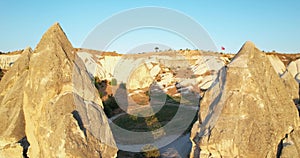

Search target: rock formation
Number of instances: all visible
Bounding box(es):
[280,129,300,158]
[190,41,299,157]
[77,49,122,80]
[287,59,300,83]
[0,47,32,158]
[0,23,117,157]
[0,53,21,70]
[78,50,225,92]
[268,54,299,100]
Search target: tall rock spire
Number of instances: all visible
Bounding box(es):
[0,23,118,158]
[190,41,299,157]
[34,22,73,54]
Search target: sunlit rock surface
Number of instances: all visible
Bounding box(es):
[190,41,299,157]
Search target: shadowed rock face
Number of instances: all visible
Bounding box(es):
[280,129,300,158]
[190,41,299,157]
[0,23,117,158]
[267,54,299,100]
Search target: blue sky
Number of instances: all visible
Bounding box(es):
[1,0,299,53]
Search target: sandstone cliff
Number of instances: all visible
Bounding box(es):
[0,23,117,158]
[190,41,299,157]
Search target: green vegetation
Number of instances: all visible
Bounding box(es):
[118,145,160,158]
[93,77,120,118]
[140,144,160,158]
[113,104,179,132]
[113,93,198,131]
[99,91,103,98]
[110,78,117,86]
[103,95,119,118]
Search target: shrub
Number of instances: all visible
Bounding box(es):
[141,144,160,158]
[99,92,103,98]
[111,78,117,86]
[102,95,119,117]
[103,104,112,118]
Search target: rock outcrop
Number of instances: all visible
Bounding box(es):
[287,59,300,83]
[268,54,299,100]
[77,49,122,80]
[0,54,21,70]
[280,129,300,158]
[0,23,117,157]
[79,50,225,92]
[0,47,32,158]
[190,41,299,157]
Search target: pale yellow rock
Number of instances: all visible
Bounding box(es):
[149,64,161,78]
[0,23,118,158]
[268,54,299,100]
[0,47,32,142]
[190,41,300,158]
[79,50,225,92]
[280,129,300,158]
[0,54,21,69]
[77,51,122,80]
[128,63,153,90]
[0,142,23,158]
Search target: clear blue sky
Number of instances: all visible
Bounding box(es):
[1,0,299,53]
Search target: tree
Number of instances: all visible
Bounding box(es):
[154,47,159,52]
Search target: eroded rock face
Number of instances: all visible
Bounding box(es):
[77,50,122,80]
[287,59,300,78]
[280,129,300,158]
[0,23,118,158]
[190,41,299,157]
[0,47,32,158]
[0,54,21,70]
[79,50,225,92]
[268,55,299,101]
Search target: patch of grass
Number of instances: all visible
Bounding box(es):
[113,104,179,132]
[112,93,199,144]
